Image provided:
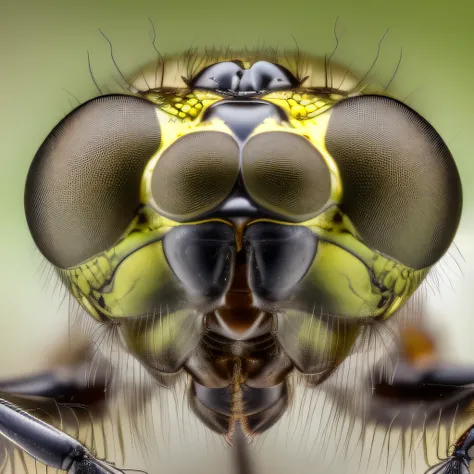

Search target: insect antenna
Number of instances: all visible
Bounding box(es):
[137,69,152,91]
[288,34,302,80]
[351,28,390,94]
[326,16,347,90]
[402,73,428,104]
[61,88,81,106]
[147,17,165,89]
[87,51,103,95]
[182,45,202,85]
[383,47,403,93]
[335,61,353,92]
[99,29,132,93]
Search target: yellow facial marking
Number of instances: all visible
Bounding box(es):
[277,309,362,375]
[263,90,338,120]
[99,240,169,318]
[61,206,178,320]
[308,242,387,318]
[120,309,199,360]
[250,205,428,321]
[140,90,222,122]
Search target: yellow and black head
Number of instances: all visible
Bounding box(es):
[24,52,462,411]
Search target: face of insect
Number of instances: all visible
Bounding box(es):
[23,52,463,439]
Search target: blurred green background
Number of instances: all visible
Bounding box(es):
[0,0,473,472]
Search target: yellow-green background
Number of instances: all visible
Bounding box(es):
[1,0,473,473]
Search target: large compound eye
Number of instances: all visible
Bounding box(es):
[325,95,462,269]
[241,131,332,221]
[151,131,240,221]
[25,94,162,269]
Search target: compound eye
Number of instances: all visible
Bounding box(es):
[241,131,331,221]
[25,94,162,269]
[151,131,240,221]
[325,95,462,269]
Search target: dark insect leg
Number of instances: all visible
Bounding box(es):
[232,421,256,474]
[0,398,126,473]
[394,366,474,387]
[0,342,141,473]
[423,423,474,474]
[374,324,474,401]
[0,341,110,407]
[371,326,474,473]
[0,362,107,407]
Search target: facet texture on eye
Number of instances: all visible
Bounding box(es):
[242,131,332,221]
[150,131,240,221]
[25,94,162,268]
[325,94,462,269]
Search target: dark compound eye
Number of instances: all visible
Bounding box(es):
[25,94,162,269]
[151,131,240,221]
[241,131,332,221]
[325,95,462,269]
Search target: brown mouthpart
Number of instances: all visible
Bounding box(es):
[226,357,255,444]
[207,218,267,340]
